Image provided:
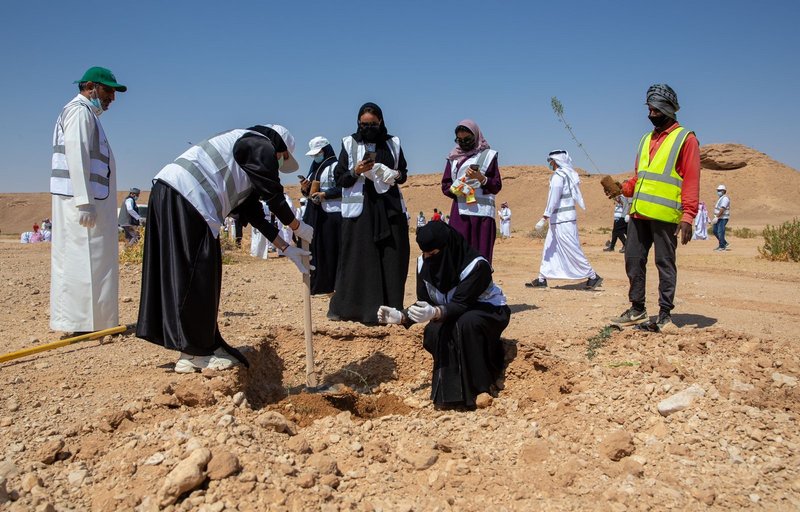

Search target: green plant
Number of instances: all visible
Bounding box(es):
[758,218,800,262]
[586,326,613,360]
[341,367,371,393]
[119,229,145,264]
[550,97,600,172]
[731,227,759,239]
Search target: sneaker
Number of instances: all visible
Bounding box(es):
[714,247,724,252]
[207,347,237,371]
[174,353,212,374]
[634,312,673,333]
[525,278,548,288]
[585,275,603,290]
[655,312,673,330]
[619,247,625,254]
[609,307,647,326]
[603,247,615,252]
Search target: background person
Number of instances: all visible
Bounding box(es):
[118,187,143,245]
[136,124,313,373]
[302,136,342,295]
[527,150,602,290]
[712,184,730,251]
[605,194,630,253]
[50,66,126,334]
[441,119,502,264]
[498,202,512,239]
[328,102,410,324]
[377,222,510,410]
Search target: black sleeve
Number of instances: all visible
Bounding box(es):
[439,261,493,320]
[334,143,358,188]
[393,146,408,185]
[229,193,280,242]
[233,134,295,226]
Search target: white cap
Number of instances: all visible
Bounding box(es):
[717,184,726,191]
[264,124,299,173]
[305,136,330,156]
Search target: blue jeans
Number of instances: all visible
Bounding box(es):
[713,218,728,249]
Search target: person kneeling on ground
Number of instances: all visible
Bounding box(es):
[376,222,510,410]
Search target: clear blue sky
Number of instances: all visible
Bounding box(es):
[2,0,798,192]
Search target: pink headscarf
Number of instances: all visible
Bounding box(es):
[447,119,490,161]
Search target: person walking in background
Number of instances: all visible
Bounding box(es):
[136,124,313,373]
[712,184,730,251]
[498,202,512,239]
[605,194,629,252]
[431,208,442,222]
[301,136,342,295]
[441,119,502,263]
[328,102,410,324]
[417,211,426,228]
[610,84,700,331]
[527,150,602,290]
[50,67,127,335]
[376,222,510,410]
[693,201,709,240]
[118,187,143,245]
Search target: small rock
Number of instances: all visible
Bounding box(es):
[0,460,19,479]
[21,472,43,492]
[207,448,240,480]
[152,394,180,408]
[599,430,635,461]
[6,399,19,412]
[143,452,166,466]
[475,393,493,409]
[772,372,797,387]
[256,411,297,435]
[217,414,234,428]
[307,454,339,475]
[296,472,315,489]
[173,381,216,407]
[68,469,88,487]
[232,392,245,406]
[0,417,11,427]
[99,410,132,432]
[122,296,133,303]
[285,435,311,454]
[657,384,705,416]
[37,439,64,465]
[319,474,340,489]
[0,476,8,504]
[397,446,438,470]
[157,448,212,507]
[692,488,716,505]
[520,440,550,463]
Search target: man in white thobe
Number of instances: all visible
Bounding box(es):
[50,67,127,333]
[498,202,512,238]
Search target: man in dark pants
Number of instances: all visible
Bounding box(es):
[610,84,701,331]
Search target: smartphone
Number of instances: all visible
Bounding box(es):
[469,164,480,171]
[364,151,377,163]
[297,175,305,181]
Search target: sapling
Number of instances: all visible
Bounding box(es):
[551,96,600,172]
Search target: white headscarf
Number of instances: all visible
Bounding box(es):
[547,150,585,210]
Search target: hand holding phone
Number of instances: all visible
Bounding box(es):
[364,151,377,163]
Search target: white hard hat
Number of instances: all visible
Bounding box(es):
[305,136,330,156]
[717,184,726,191]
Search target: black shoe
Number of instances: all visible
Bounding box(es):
[585,275,603,290]
[609,307,647,326]
[619,247,625,253]
[655,312,673,330]
[603,247,615,252]
[634,312,673,332]
[525,278,547,288]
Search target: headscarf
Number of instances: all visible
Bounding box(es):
[307,144,337,181]
[646,84,680,120]
[354,102,390,142]
[416,222,481,293]
[501,202,509,208]
[447,119,491,161]
[547,150,585,210]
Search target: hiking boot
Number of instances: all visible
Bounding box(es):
[585,275,603,290]
[525,278,547,288]
[609,307,647,326]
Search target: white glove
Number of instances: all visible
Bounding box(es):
[624,215,630,223]
[535,218,546,232]
[372,163,399,185]
[711,216,718,225]
[408,301,438,323]
[376,306,404,325]
[283,245,314,275]
[77,204,97,228]
[292,220,314,243]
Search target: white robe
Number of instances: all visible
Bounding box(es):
[694,202,709,240]
[277,194,295,256]
[50,96,119,331]
[499,207,512,237]
[250,201,270,259]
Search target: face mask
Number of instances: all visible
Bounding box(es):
[648,113,670,129]
[360,126,381,143]
[89,90,103,116]
[314,153,325,163]
[717,191,724,197]
[277,156,284,169]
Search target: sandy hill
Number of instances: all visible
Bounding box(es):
[1,144,796,235]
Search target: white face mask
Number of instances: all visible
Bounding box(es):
[89,89,103,116]
[277,156,284,169]
[717,190,724,197]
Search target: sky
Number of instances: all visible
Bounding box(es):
[1,0,799,192]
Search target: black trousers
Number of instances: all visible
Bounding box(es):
[610,218,627,249]
[624,218,677,314]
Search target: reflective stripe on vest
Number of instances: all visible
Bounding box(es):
[341,135,401,218]
[318,162,341,213]
[450,149,498,218]
[548,170,577,223]
[417,255,506,307]
[50,99,111,199]
[153,129,259,237]
[630,127,691,224]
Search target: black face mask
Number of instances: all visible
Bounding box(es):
[648,113,671,130]
[360,126,381,143]
[458,140,475,151]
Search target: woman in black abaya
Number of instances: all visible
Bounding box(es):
[377,222,511,409]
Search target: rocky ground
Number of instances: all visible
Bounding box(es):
[0,230,798,511]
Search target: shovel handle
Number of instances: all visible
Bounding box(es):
[301,239,317,387]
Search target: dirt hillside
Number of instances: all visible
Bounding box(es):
[1,143,796,235]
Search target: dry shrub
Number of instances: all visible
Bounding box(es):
[758,218,800,262]
[731,227,759,239]
[119,228,144,264]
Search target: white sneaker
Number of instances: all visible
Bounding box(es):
[207,348,238,371]
[174,353,213,373]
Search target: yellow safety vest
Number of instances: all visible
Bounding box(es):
[630,126,692,224]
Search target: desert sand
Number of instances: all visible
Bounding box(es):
[0,143,798,511]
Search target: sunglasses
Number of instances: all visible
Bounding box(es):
[359,122,380,129]
[455,136,475,145]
